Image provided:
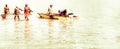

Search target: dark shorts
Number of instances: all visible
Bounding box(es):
[4,11,7,14]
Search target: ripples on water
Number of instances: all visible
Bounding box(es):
[0,14,120,49]
[0,14,80,49]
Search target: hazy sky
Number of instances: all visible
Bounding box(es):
[0,0,120,17]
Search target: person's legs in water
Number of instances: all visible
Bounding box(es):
[4,12,7,19]
[27,14,29,21]
[26,16,29,21]
[18,16,20,20]
[25,16,29,21]
[25,14,29,21]
[14,16,16,20]
[25,16,26,20]
[24,13,27,20]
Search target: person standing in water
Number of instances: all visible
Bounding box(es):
[3,4,9,19]
[24,4,30,21]
[14,6,20,20]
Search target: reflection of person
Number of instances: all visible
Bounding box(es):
[24,4,30,21]
[14,6,20,20]
[4,4,9,15]
[24,21,30,44]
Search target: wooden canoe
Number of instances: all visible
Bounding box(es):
[37,13,77,20]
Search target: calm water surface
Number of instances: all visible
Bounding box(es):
[0,13,120,49]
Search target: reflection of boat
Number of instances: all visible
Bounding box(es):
[37,13,77,19]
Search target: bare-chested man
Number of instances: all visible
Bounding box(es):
[4,4,9,15]
[14,6,20,20]
[2,4,9,19]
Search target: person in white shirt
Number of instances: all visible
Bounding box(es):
[48,5,54,19]
[48,5,53,15]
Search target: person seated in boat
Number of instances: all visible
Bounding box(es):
[59,9,67,17]
[53,10,61,16]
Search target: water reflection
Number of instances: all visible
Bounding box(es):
[24,21,30,46]
[14,21,20,42]
[47,19,54,46]
[1,14,120,49]
[59,20,67,31]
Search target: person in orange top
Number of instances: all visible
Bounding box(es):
[24,4,30,21]
[2,4,9,19]
[4,4,9,15]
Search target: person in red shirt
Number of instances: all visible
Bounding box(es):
[24,4,30,21]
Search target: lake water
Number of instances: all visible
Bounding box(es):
[0,0,120,49]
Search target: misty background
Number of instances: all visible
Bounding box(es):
[0,0,120,18]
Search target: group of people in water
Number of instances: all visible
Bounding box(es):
[3,4,31,21]
[2,4,74,20]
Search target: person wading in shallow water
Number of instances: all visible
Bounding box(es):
[24,4,30,21]
[14,6,20,20]
[3,4,9,19]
